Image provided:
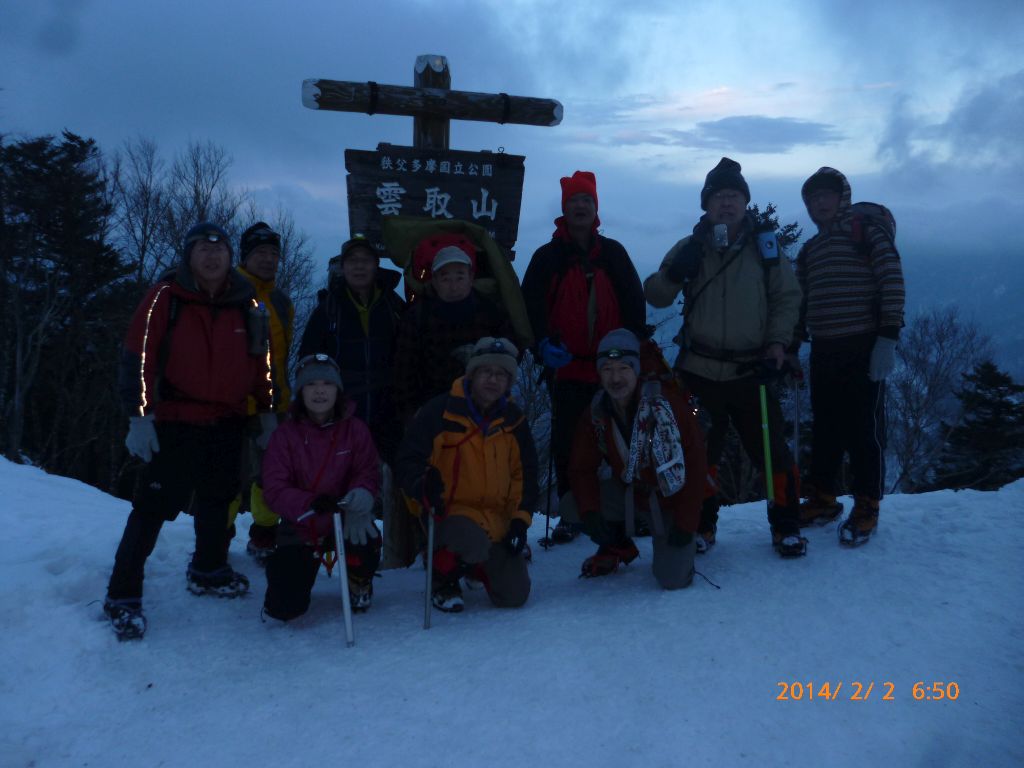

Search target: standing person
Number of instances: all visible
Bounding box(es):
[569,330,707,588]
[298,235,405,465]
[795,168,905,546]
[229,222,295,563]
[521,171,646,543]
[395,337,538,613]
[260,354,381,620]
[644,158,806,558]
[103,222,274,640]
[391,237,517,427]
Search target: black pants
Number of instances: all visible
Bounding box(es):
[263,526,381,621]
[809,334,886,500]
[683,372,798,531]
[551,379,600,498]
[107,419,245,601]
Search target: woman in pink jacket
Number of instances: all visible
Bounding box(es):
[261,354,381,620]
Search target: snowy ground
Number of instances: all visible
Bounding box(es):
[1,458,1022,768]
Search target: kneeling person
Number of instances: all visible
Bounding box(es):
[261,354,381,621]
[396,337,538,613]
[569,329,707,589]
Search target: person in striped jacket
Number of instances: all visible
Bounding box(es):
[794,168,905,547]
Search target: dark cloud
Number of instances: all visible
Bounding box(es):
[877,69,1024,199]
[34,0,87,55]
[608,116,843,153]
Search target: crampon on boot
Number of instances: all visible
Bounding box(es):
[839,497,879,548]
[579,539,640,578]
[772,528,808,558]
[695,526,717,554]
[186,564,250,598]
[103,598,147,641]
[348,574,373,613]
[431,577,465,613]
[246,523,278,565]
[799,489,844,527]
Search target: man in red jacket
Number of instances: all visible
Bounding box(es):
[103,222,273,641]
[521,171,646,543]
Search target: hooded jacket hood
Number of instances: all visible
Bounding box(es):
[801,167,852,231]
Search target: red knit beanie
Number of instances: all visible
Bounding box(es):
[560,171,598,212]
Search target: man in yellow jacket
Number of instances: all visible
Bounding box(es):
[229,222,295,562]
[396,337,538,613]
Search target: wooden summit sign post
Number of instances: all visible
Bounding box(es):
[302,54,562,256]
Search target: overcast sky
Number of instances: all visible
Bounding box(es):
[2,0,1022,283]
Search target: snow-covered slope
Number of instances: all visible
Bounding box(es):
[1,458,1021,767]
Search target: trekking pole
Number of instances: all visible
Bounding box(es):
[424,509,435,630]
[759,384,775,504]
[792,377,801,465]
[332,505,355,648]
[541,443,554,549]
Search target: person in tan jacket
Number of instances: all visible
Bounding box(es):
[644,158,806,558]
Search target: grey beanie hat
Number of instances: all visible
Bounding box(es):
[465,337,519,380]
[596,328,641,375]
[293,353,343,399]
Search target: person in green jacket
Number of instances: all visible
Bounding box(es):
[644,157,806,558]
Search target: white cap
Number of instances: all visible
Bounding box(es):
[432,245,473,273]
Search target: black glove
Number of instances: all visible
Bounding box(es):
[666,525,694,548]
[311,495,339,516]
[422,466,446,518]
[504,519,529,555]
[666,220,710,284]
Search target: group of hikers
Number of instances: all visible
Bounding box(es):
[102,156,905,641]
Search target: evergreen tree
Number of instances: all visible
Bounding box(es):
[932,361,1024,491]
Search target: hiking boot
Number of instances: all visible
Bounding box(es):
[580,539,640,578]
[772,527,808,558]
[695,527,717,554]
[246,524,277,565]
[799,491,844,527]
[104,599,147,641]
[431,578,465,613]
[349,575,373,613]
[839,497,879,548]
[463,564,486,591]
[186,564,250,598]
[550,521,579,544]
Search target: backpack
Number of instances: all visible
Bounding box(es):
[381,216,534,349]
[848,202,896,253]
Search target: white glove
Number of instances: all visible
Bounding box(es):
[125,414,160,463]
[255,412,278,450]
[341,488,377,547]
[868,337,898,382]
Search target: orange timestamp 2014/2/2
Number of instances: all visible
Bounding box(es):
[776,681,961,702]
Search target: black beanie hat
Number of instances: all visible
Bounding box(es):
[240,222,281,263]
[700,157,751,210]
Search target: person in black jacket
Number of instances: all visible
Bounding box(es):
[521,171,646,543]
[298,235,405,464]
